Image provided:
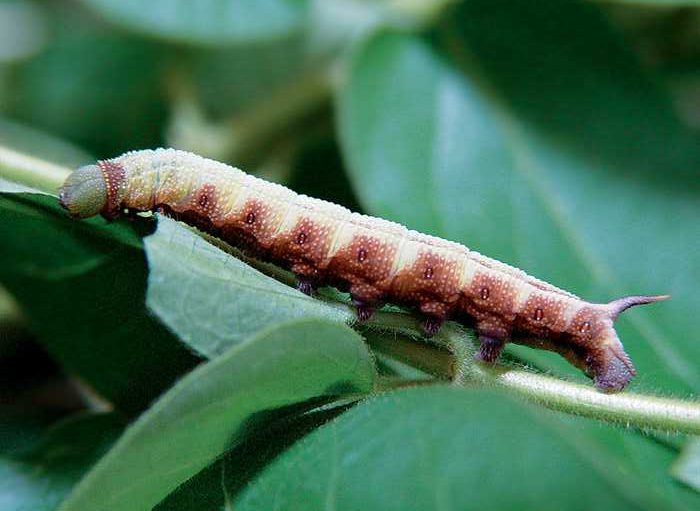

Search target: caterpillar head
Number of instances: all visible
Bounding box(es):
[58,164,106,218]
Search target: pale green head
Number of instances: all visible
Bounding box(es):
[58,164,107,218]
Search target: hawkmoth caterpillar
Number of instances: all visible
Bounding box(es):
[58,148,668,392]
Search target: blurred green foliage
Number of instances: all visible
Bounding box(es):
[1,1,700,510]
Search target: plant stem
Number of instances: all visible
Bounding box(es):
[368,325,700,435]
[486,366,700,435]
[0,145,71,193]
[386,0,457,27]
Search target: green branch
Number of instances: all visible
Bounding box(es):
[367,325,700,435]
[487,365,700,435]
[0,144,70,194]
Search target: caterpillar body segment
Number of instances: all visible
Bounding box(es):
[58,148,669,392]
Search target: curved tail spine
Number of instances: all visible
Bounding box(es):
[606,294,670,320]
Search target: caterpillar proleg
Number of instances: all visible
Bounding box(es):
[58,148,669,392]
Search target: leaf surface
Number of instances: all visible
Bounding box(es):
[59,319,375,511]
[0,193,199,413]
[13,31,167,156]
[236,386,700,511]
[145,215,353,358]
[0,413,123,511]
[79,0,309,46]
[673,439,700,493]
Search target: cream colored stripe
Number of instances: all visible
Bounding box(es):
[222,181,249,219]
[390,237,414,278]
[453,253,468,289]
[561,299,582,328]
[327,220,350,259]
[459,256,479,290]
[513,283,532,314]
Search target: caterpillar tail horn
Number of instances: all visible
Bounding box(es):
[606,294,670,320]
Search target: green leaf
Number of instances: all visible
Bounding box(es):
[673,439,700,492]
[235,386,700,511]
[190,34,310,118]
[58,319,375,511]
[0,178,41,194]
[0,0,48,65]
[189,0,379,118]
[0,410,55,457]
[0,413,123,511]
[154,400,354,511]
[145,215,353,358]
[573,425,700,508]
[0,193,199,413]
[13,32,167,156]
[603,1,700,5]
[337,0,700,393]
[79,0,309,46]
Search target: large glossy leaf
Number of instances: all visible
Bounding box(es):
[604,1,700,5]
[337,0,700,393]
[0,0,47,64]
[0,413,123,511]
[0,193,199,413]
[189,33,310,120]
[235,386,700,511]
[13,30,167,156]
[145,215,353,358]
[58,319,375,511]
[79,0,309,46]
[154,400,354,511]
[0,409,57,457]
[188,0,380,117]
[673,439,700,492]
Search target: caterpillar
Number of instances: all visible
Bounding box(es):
[58,148,668,392]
